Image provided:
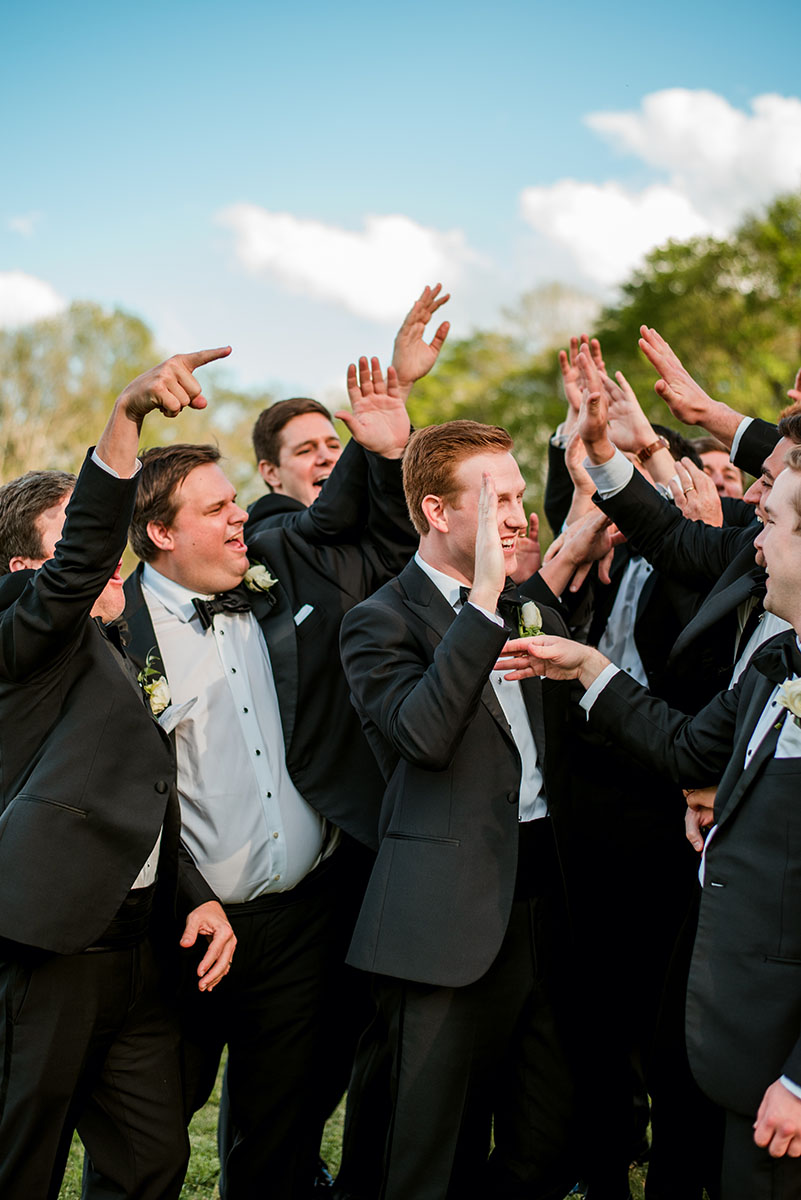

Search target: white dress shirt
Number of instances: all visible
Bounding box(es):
[141,564,327,903]
[414,553,547,821]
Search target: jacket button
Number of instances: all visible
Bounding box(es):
[507,791,518,805]
[155,780,169,794]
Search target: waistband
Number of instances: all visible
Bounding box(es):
[83,882,156,952]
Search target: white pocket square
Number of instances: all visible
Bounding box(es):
[294,604,314,627]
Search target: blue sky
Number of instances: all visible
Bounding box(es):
[3,0,800,406]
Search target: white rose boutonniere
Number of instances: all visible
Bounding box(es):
[777,678,801,729]
[518,601,543,638]
[244,564,278,593]
[138,650,170,717]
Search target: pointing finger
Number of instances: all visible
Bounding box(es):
[179,346,232,370]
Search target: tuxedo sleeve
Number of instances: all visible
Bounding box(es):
[585,669,741,788]
[720,496,759,529]
[732,417,779,476]
[595,467,756,590]
[341,599,508,772]
[176,842,219,914]
[244,437,369,545]
[544,439,573,536]
[0,450,139,682]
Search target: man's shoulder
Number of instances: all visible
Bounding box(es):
[0,570,34,611]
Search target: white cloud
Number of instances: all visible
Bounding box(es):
[216,205,480,321]
[521,179,711,287]
[7,212,41,237]
[0,272,66,327]
[520,90,801,287]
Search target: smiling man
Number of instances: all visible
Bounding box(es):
[251,396,343,514]
[339,419,584,1200]
[504,444,801,1200]
[122,358,419,1199]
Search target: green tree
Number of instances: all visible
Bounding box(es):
[0,302,274,506]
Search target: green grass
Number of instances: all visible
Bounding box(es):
[58,1067,345,1199]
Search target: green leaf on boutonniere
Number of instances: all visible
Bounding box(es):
[137,648,170,717]
[518,600,543,638]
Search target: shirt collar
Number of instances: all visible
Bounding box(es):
[414,551,467,610]
[141,563,211,625]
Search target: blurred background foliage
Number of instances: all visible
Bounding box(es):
[3,191,799,533]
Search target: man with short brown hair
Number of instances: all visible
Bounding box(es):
[123,357,419,1199]
[339,418,600,1199]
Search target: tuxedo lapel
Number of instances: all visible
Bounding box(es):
[716,673,785,827]
[251,583,298,754]
[399,560,514,745]
[670,562,762,661]
[124,566,164,675]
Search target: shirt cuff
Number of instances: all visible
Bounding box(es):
[551,424,569,449]
[584,447,633,498]
[91,449,142,479]
[467,601,504,628]
[579,663,620,717]
[780,1075,801,1101]
[729,416,753,461]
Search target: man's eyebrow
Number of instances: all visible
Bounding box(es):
[761,461,775,482]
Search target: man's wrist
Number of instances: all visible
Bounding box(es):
[577,646,611,690]
[584,438,616,466]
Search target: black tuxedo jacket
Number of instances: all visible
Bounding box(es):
[595,462,764,710]
[340,559,573,988]
[124,448,418,857]
[0,453,214,956]
[587,631,801,1115]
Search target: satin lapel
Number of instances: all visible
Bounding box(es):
[124,567,164,676]
[399,561,513,743]
[251,583,298,754]
[670,567,759,661]
[121,567,173,751]
[716,673,783,827]
[520,676,546,769]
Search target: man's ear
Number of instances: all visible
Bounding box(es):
[420,494,449,534]
[146,520,175,552]
[8,554,43,572]
[258,460,282,491]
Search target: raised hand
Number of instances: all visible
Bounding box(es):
[337,356,411,458]
[391,284,450,399]
[468,472,506,613]
[603,370,657,454]
[638,326,722,423]
[788,367,801,405]
[98,345,232,478]
[576,350,615,464]
[558,334,605,432]
[669,458,724,526]
[510,512,542,584]
[118,347,232,424]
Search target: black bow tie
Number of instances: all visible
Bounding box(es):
[751,633,801,685]
[192,586,252,631]
[459,578,521,628]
